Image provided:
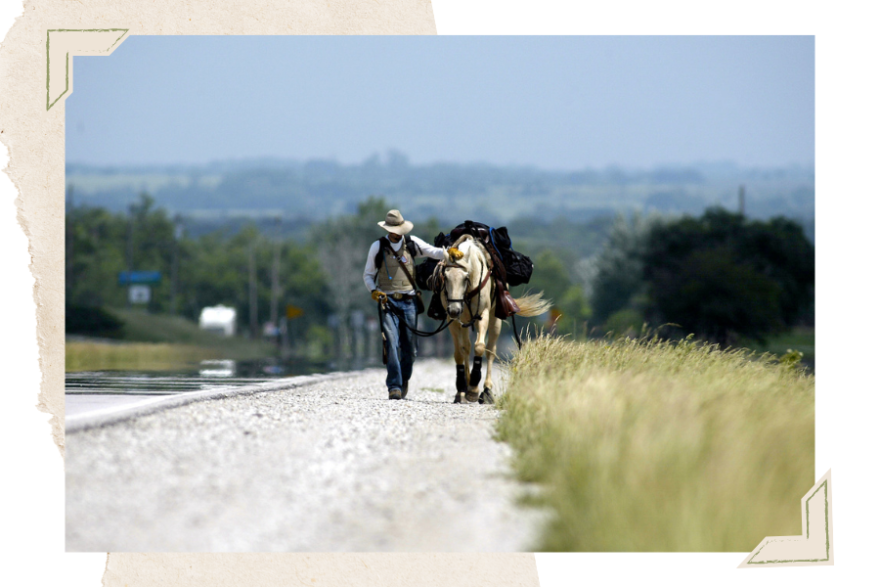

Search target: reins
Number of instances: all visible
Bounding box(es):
[379,300,455,337]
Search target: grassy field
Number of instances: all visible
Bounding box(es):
[496,334,814,552]
[66,341,222,372]
[109,309,272,355]
[66,309,278,371]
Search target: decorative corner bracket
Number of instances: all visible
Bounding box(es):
[46,29,129,111]
[740,468,834,568]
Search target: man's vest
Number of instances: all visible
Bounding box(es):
[374,236,420,294]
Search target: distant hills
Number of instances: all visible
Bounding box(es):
[66,155,814,236]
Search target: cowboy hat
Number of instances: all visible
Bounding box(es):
[377,209,414,235]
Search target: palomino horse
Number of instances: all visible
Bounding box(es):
[434,235,551,404]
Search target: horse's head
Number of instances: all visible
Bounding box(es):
[443,238,474,319]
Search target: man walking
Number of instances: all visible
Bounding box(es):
[364,209,446,400]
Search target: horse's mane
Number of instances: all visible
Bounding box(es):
[450,233,475,249]
[450,234,491,269]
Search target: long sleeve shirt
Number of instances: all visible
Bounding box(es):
[364,236,445,294]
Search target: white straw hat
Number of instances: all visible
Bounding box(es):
[377,209,414,235]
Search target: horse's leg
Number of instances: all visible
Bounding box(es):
[467,307,492,402]
[449,321,470,404]
[479,314,503,405]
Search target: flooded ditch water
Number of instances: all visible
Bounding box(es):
[65,358,378,395]
[65,357,384,421]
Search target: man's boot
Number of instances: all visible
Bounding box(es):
[401,380,409,399]
[389,388,402,400]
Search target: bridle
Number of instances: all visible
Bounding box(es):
[436,251,492,330]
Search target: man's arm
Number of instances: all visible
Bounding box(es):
[364,240,381,293]
[410,235,445,261]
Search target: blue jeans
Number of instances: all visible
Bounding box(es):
[380,297,417,391]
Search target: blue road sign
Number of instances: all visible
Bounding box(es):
[119,271,162,285]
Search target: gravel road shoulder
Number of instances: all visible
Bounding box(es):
[65,359,542,551]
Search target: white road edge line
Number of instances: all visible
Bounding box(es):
[65,369,378,434]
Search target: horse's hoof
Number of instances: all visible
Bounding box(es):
[479,389,495,405]
[465,391,480,403]
[453,393,462,404]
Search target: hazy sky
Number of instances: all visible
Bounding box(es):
[66,36,814,170]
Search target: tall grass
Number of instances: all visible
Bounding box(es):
[497,334,814,551]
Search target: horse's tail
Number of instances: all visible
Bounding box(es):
[513,292,553,317]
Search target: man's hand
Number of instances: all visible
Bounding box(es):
[371,290,387,303]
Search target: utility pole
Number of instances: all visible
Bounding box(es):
[281,313,290,358]
[249,244,258,339]
[738,185,746,216]
[270,215,281,335]
[170,215,183,315]
[126,202,135,309]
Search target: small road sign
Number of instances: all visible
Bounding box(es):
[286,305,304,319]
[119,270,162,285]
[128,285,151,304]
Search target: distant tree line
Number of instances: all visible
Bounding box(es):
[66,156,815,232]
[65,193,609,348]
[67,192,813,350]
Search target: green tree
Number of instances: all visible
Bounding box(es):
[586,212,667,326]
[68,193,180,313]
[642,208,814,344]
[67,205,129,308]
[127,194,176,313]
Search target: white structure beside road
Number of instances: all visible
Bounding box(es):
[199,305,237,337]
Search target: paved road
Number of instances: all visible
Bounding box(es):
[65,359,541,551]
[66,394,158,418]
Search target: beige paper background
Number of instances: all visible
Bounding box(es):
[0,1,541,585]
[9,1,871,583]
[104,553,541,587]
